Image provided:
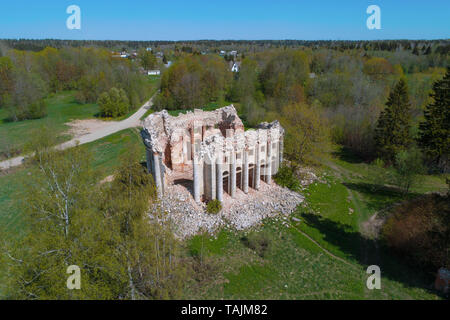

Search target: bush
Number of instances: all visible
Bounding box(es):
[97,87,130,118]
[241,232,273,258]
[206,199,222,214]
[27,99,47,119]
[6,98,47,121]
[394,147,425,193]
[274,165,301,192]
[382,194,450,271]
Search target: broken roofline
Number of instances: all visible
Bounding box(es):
[140,104,285,166]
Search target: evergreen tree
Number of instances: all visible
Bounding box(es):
[375,79,412,163]
[418,68,450,171]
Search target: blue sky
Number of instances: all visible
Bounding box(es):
[0,0,448,40]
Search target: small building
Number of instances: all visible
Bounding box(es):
[147,70,161,76]
[141,106,284,203]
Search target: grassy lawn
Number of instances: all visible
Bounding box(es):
[0,91,99,158]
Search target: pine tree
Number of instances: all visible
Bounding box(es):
[418,68,450,171]
[375,79,412,163]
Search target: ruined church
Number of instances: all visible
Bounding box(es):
[141,106,284,204]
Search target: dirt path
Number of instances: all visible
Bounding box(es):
[0,95,155,171]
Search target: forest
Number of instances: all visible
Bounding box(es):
[0,46,151,121]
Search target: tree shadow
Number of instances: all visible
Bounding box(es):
[298,212,441,297]
[343,182,421,212]
[331,147,366,164]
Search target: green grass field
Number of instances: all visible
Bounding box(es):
[0,91,100,158]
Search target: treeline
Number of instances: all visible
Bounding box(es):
[1,39,449,55]
[154,54,231,110]
[0,47,151,121]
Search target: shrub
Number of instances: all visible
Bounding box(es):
[206,199,222,214]
[97,87,130,118]
[241,232,273,258]
[274,165,301,192]
[6,98,47,121]
[382,193,450,271]
[394,147,425,193]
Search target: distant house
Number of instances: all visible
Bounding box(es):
[148,70,161,76]
[219,50,226,56]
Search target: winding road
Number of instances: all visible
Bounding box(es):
[0,95,155,171]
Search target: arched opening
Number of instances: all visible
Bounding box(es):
[249,165,255,188]
[236,167,242,190]
[223,171,229,195]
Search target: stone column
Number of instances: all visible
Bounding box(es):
[210,158,216,200]
[230,150,236,198]
[255,144,261,190]
[193,157,201,203]
[153,153,162,196]
[146,148,152,174]
[216,156,223,202]
[279,137,284,167]
[266,141,272,184]
[243,150,249,194]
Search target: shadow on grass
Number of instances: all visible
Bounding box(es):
[331,147,367,164]
[343,182,420,212]
[299,212,441,297]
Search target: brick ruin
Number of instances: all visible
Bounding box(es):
[141,105,284,204]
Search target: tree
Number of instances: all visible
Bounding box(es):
[394,147,425,194]
[418,68,450,172]
[0,56,14,107]
[6,70,48,121]
[362,57,394,78]
[1,136,119,299]
[1,134,184,299]
[100,147,185,299]
[278,103,330,169]
[374,79,412,163]
[139,49,157,71]
[98,87,130,118]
